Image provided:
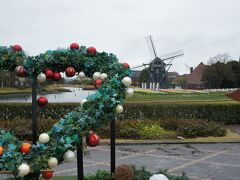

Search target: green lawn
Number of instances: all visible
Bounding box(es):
[41,177,77,180]
[0,87,32,94]
[0,86,69,94]
[126,91,236,104]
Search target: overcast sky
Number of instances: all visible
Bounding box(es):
[1,0,239,74]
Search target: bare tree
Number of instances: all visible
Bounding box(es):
[208,53,232,65]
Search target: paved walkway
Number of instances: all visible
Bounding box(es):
[227,125,240,135]
[54,143,240,180]
[1,143,240,180]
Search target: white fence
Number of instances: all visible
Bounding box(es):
[203,88,238,92]
[141,82,238,92]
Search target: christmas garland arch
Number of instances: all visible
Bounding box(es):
[0,43,133,177]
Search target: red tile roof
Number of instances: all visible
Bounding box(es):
[187,62,206,84]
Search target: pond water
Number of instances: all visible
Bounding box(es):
[0,87,95,103]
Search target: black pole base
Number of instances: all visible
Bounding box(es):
[23,172,40,180]
[110,119,116,175]
[77,137,84,180]
[32,79,38,145]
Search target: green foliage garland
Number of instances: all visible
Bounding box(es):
[0,46,26,71]
[0,45,132,176]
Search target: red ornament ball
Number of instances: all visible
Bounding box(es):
[15,66,27,77]
[20,143,31,154]
[65,66,76,77]
[53,72,61,81]
[122,63,130,68]
[12,44,22,52]
[86,132,100,147]
[37,96,48,107]
[87,46,96,54]
[70,43,79,50]
[42,170,54,180]
[44,69,54,79]
[95,79,102,86]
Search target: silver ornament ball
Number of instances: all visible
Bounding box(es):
[37,73,46,83]
[122,77,132,87]
[63,150,75,163]
[93,72,101,80]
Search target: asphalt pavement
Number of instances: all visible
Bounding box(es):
[1,143,240,180]
[55,143,240,180]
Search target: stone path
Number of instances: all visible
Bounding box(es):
[227,125,240,135]
[55,143,240,180]
[1,143,240,179]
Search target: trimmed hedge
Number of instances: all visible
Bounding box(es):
[176,120,226,138]
[0,118,57,140]
[159,118,226,138]
[122,103,240,124]
[0,118,176,140]
[0,118,226,139]
[0,103,75,120]
[0,103,239,124]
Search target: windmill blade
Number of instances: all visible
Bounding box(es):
[131,63,150,69]
[185,63,191,70]
[165,58,175,72]
[146,35,158,60]
[161,50,184,61]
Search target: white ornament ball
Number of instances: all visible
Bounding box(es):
[122,77,132,87]
[48,157,58,168]
[39,133,50,144]
[93,72,101,80]
[37,73,46,83]
[116,104,123,114]
[100,73,108,81]
[80,99,87,106]
[63,150,75,163]
[18,163,30,177]
[79,71,85,78]
[149,174,169,180]
[126,88,134,97]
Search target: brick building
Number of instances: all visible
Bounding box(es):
[186,62,206,89]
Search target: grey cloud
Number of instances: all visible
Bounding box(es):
[0,0,239,74]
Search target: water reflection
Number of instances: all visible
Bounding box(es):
[0,87,95,103]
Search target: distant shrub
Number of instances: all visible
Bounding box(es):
[176,119,226,138]
[96,120,176,140]
[84,167,189,180]
[158,118,179,131]
[85,170,112,180]
[0,118,57,140]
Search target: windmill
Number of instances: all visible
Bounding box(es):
[132,35,184,89]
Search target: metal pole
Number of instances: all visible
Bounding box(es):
[32,78,38,144]
[110,119,116,175]
[77,137,84,180]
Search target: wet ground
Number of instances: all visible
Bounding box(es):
[1,143,239,180]
[55,143,240,180]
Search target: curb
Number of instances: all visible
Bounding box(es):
[100,140,240,146]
